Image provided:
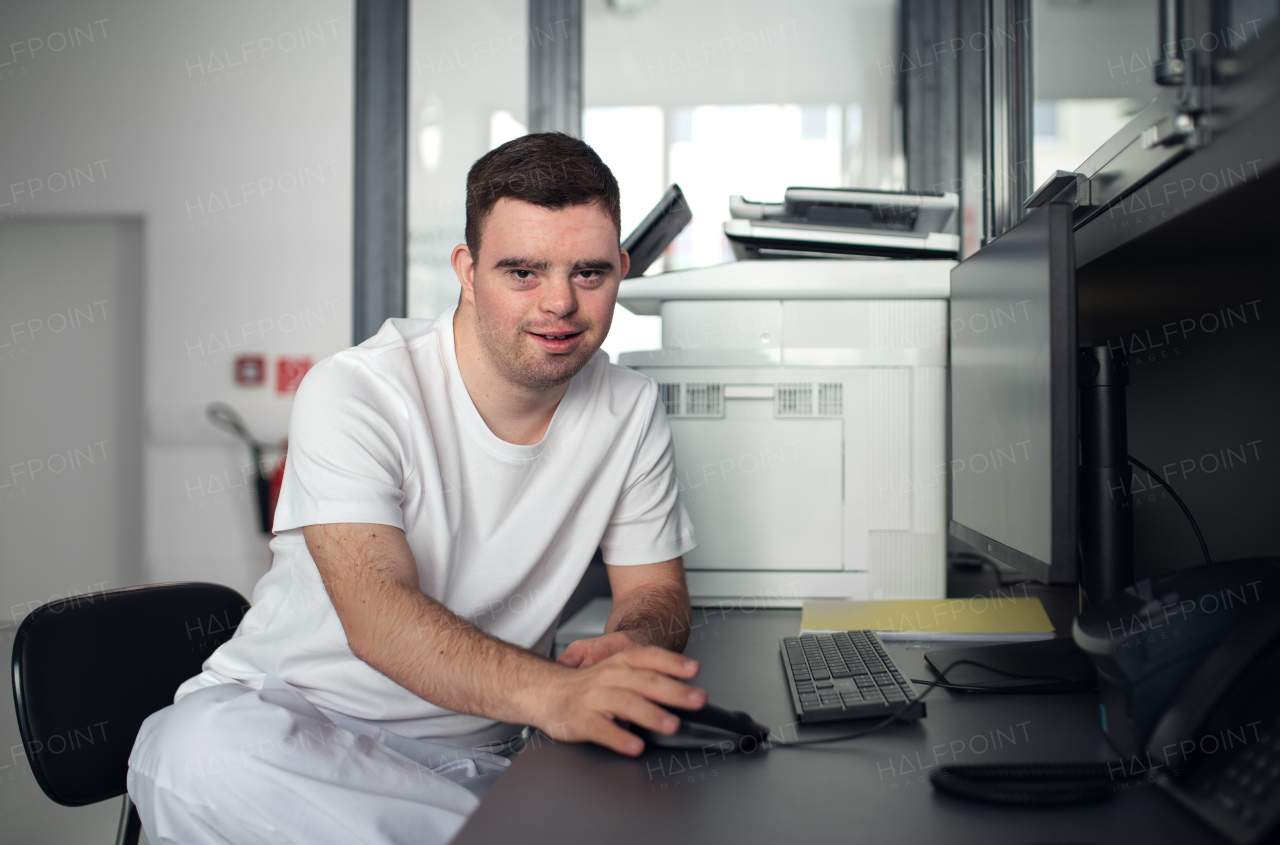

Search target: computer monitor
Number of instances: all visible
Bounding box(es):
[948,203,1078,585]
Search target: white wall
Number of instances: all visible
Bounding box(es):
[0,0,353,601]
[0,219,144,621]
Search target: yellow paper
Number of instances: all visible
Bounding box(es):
[801,596,1054,641]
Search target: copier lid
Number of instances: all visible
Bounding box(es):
[616,259,954,315]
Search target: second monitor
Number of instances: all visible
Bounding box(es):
[949,202,1080,587]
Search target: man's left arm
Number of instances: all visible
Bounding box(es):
[557,557,691,669]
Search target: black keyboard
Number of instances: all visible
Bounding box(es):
[781,632,926,724]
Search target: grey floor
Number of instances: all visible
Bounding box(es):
[1,625,150,845]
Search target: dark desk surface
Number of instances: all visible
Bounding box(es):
[456,606,1221,845]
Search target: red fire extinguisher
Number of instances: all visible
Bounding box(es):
[207,403,287,535]
[266,439,287,527]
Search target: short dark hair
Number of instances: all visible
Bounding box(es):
[464,132,622,260]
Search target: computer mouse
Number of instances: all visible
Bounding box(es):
[629,702,771,751]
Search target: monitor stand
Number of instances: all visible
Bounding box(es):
[1077,345,1134,603]
[931,346,1133,688]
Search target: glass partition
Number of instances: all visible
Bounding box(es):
[407,0,527,321]
[1031,0,1157,188]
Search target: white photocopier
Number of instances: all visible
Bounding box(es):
[617,258,954,606]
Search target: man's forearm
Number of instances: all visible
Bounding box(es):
[605,581,692,652]
[307,524,706,755]
[341,578,565,729]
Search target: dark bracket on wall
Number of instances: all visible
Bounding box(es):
[353,0,408,344]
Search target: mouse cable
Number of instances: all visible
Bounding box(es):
[768,681,942,747]
[1128,454,1212,566]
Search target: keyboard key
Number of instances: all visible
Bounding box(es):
[806,704,844,715]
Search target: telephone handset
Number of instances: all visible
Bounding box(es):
[1147,596,1280,844]
[932,569,1280,841]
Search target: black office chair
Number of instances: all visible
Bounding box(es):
[11,583,249,845]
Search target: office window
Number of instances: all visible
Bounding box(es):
[407,0,527,321]
[666,103,844,270]
[582,106,666,362]
[583,106,666,240]
[584,0,902,358]
[1032,98,1137,189]
[1030,0,1155,188]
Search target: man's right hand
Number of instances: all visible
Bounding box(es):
[529,647,706,757]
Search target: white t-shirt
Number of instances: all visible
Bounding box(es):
[176,307,696,743]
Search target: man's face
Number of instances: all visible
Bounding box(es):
[460,197,627,390]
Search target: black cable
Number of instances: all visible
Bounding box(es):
[770,652,1100,748]
[1128,455,1212,566]
[927,657,1092,692]
[768,679,939,747]
[907,678,1084,695]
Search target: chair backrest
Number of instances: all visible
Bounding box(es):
[10,582,249,806]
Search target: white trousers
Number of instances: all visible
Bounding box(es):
[127,680,516,845]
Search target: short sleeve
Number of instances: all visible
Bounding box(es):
[599,387,697,566]
[272,354,415,532]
